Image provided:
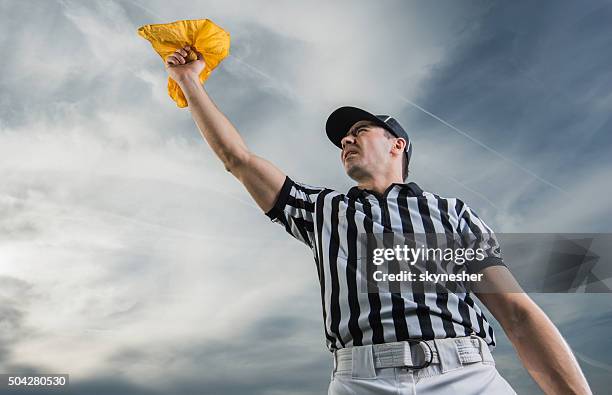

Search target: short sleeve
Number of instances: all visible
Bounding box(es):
[265,176,326,248]
[457,203,505,273]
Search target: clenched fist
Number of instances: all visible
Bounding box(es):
[165,45,205,82]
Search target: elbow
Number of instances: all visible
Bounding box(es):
[223,150,251,174]
[505,307,529,342]
[503,297,539,342]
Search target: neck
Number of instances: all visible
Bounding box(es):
[357,173,404,195]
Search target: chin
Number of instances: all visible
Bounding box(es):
[346,164,368,181]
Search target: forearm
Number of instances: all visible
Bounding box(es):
[176,74,250,170]
[506,300,591,394]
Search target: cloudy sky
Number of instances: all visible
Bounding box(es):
[1,0,611,394]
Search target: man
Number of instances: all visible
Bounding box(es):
[165,46,591,394]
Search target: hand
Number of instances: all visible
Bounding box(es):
[165,45,205,83]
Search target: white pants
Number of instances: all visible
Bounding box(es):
[328,336,516,395]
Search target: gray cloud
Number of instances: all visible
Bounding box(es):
[0,277,34,366]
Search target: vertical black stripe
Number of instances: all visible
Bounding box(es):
[315,190,337,349]
[488,325,496,346]
[328,195,346,348]
[396,187,415,339]
[462,210,483,238]
[434,292,456,337]
[379,191,410,341]
[435,195,456,274]
[361,198,385,344]
[457,201,491,341]
[434,197,456,283]
[431,197,457,338]
[291,216,312,247]
[435,196,455,237]
[453,200,473,334]
[397,188,414,234]
[345,198,363,345]
[464,293,486,338]
[414,196,436,339]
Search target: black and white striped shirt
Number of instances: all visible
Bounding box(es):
[265,176,505,352]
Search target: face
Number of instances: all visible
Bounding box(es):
[340,120,403,181]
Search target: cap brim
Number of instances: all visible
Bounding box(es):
[326,106,390,149]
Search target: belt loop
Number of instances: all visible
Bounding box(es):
[433,338,462,373]
[476,336,495,364]
[402,342,414,367]
[351,345,377,379]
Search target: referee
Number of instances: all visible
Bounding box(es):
[165,46,591,394]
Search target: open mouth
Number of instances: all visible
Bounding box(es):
[344,151,359,161]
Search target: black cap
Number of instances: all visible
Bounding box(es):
[326,106,413,164]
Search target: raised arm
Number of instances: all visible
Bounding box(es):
[166,46,286,212]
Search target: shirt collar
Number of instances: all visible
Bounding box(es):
[347,181,424,200]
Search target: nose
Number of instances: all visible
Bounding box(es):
[341,133,355,149]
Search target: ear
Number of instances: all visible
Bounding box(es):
[392,138,407,155]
